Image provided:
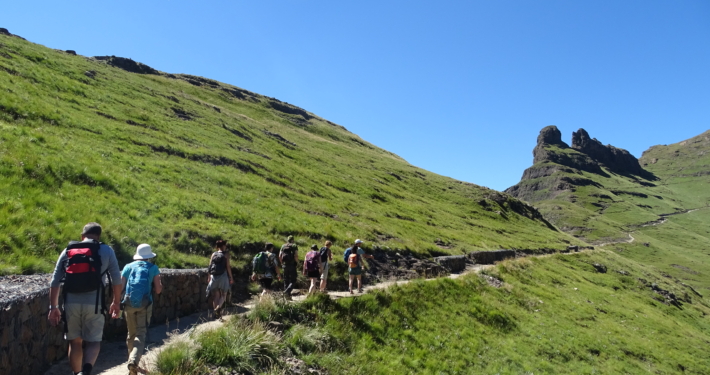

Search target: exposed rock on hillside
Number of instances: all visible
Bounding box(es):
[93,55,160,75]
[572,128,647,177]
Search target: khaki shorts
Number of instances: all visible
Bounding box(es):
[320,262,330,280]
[64,303,105,342]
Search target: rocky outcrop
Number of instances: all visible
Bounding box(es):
[507,126,655,203]
[92,55,160,75]
[572,128,647,177]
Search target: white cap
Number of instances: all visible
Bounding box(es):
[134,244,157,260]
[355,239,363,244]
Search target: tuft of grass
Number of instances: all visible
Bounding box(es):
[195,319,284,372]
[152,340,204,375]
[283,324,343,356]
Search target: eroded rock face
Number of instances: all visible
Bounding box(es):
[572,128,646,176]
[507,126,655,203]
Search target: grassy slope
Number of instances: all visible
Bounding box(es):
[0,34,578,274]
[306,252,710,374]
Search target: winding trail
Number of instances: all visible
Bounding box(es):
[46,207,709,374]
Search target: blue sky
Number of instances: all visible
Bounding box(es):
[3,1,710,191]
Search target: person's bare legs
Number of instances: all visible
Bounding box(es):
[68,338,83,373]
[69,339,100,373]
[357,275,362,292]
[349,275,355,293]
[319,277,327,292]
[83,341,101,368]
[308,278,317,295]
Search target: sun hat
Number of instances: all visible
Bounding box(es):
[354,239,363,244]
[311,244,318,250]
[134,244,157,260]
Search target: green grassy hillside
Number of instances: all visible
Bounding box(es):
[0,33,578,274]
[157,251,710,374]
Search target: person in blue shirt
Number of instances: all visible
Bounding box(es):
[120,244,162,375]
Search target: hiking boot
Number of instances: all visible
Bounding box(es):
[127,362,138,375]
[82,363,93,375]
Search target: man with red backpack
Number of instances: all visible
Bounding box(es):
[303,244,323,295]
[48,222,122,375]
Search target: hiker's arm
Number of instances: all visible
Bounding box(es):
[48,250,67,326]
[328,248,332,261]
[153,274,162,295]
[302,257,308,275]
[48,287,61,326]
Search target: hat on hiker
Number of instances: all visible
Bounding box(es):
[134,244,157,260]
[354,239,363,244]
[311,244,318,250]
[82,222,102,236]
[287,235,294,242]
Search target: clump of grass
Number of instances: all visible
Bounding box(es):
[248,294,318,325]
[152,340,204,375]
[195,319,284,372]
[283,324,343,356]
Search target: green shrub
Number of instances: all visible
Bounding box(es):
[283,324,343,355]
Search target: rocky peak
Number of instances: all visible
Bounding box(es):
[571,128,646,177]
[533,126,570,164]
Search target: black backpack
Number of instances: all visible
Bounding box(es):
[281,243,296,265]
[209,251,227,275]
[63,240,103,293]
[61,240,108,314]
[319,246,329,263]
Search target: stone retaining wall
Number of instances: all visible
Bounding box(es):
[433,255,467,273]
[467,250,517,264]
[0,268,243,375]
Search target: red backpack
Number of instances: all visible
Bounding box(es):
[62,240,107,313]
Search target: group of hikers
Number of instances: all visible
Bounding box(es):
[47,223,374,375]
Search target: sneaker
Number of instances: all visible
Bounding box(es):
[128,362,138,375]
[349,289,354,294]
[82,363,93,375]
[358,288,363,293]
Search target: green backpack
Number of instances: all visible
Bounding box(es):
[253,252,269,274]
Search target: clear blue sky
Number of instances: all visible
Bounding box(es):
[4,1,710,191]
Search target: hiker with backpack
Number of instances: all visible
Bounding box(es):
[120,244,162,375]
[303,244,324,295]
[251,243,281,298]
[319,241,333,292]
[206,240,233,319]
[47,222,122,375]
[343,239,374,294]
[279,235,299,300]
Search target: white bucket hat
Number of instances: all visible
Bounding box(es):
[134,243,157,260]
[355,239,363,244]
